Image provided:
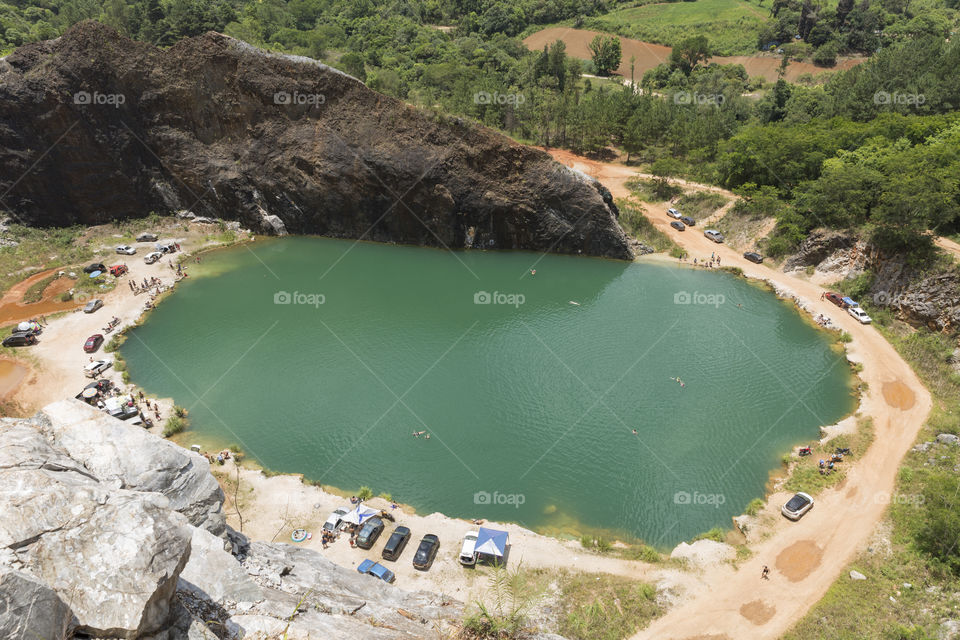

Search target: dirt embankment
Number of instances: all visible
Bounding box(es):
[524,27,864,84]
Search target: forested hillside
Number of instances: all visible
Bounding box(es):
[1,0,957,256]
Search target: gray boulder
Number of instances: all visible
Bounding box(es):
[0,570,73,640]
[28,491,192,638]
[937,434,960,445]
[40,401,225,534]
[179,526,264,604]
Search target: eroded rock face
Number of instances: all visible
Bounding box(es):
[0,21,631,260]
[0,404,468,639]
[0,570,73,640]
[40,401,226,535]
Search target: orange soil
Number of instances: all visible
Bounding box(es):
[524,27,864,84]
[0,267,84,325]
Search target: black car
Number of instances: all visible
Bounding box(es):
[355,516,385,549]
[413,534,439,570]
[743,251,763,264]
[680,215,696,227]
[381,526,411,561]
[2,331,36,347]
[670,221,685,232]
[83,262,106,274]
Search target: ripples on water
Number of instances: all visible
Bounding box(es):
[122,238,854,545]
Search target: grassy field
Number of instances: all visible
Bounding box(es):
[583,0,769,56]
[783,292,960,638]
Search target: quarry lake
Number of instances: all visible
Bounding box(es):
[121,237,855,546]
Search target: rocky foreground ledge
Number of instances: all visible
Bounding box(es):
[0,401,464,639]
[0,21,631,260]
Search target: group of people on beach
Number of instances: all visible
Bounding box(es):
[677,252,721,268]
[129,277,162,295]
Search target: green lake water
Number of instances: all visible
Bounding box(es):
[121,237,854,546]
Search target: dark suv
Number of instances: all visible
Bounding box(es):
[381,526,411,561]
[355,516,384,549]
[413,534,440,570]
[680,215,696,227]
[2,332,36,347]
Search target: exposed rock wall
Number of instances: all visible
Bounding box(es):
[0,402,465,639]
[0,21,631,260]
[784,229,960,331]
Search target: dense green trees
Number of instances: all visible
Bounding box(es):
[588,33,621,76]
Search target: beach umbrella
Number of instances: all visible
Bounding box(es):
[341,504,378,526]
[82,388,98,399]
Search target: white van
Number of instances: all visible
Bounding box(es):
[459,531,479,566]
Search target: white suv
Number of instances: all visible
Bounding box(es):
[116,245,136,255]
[848,307,872,324]
[459,531,479,566]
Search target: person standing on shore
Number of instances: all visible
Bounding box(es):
[761,565,770,580]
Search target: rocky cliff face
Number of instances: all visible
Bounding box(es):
[0,21,631,260]
[0,401,464,639]
[784,229,960,331]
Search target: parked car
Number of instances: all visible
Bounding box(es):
[144,252,163,265]
[356,559,395,584]
[680,215,696,227]
[323,507,350,534]
[3,332,36,347]
[670,221,685,232]
[381,526,411,561]
[459,531,479,566]
[667,207,681,219]
[84,360,112,378]
[848,307,872,324]
[743,251,763,264]
[116,245,136,255]
[83,334,104,353]
[83,262,106,274]
[824,292,844,307]
[704,229,724,243]
[413,534,440,570]
[83,299,104,314]
[156,242,177,254]
[781,492,814,520]
[355,516,385,549]
[104,395,139,421]
[109,264,128,277]
[137,233,159,242]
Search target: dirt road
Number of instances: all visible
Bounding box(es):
[550,148,932,640]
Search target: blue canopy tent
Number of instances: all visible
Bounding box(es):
[475,527,509,561]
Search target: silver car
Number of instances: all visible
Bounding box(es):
[704,229,724,243]
[781,492,814,520]
[83,299,104,314]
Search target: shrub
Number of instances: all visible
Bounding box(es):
[916,473,960,575]
[378,492,392,502]
[357,486,373,501]
[595,537,612,552]
[462,563,540,638]
[837,332,853,343]
[163,415,187,437]
[693,527,726,543]
[580,534,595,549]
[173,405,187,418]
[745,498,766,516]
